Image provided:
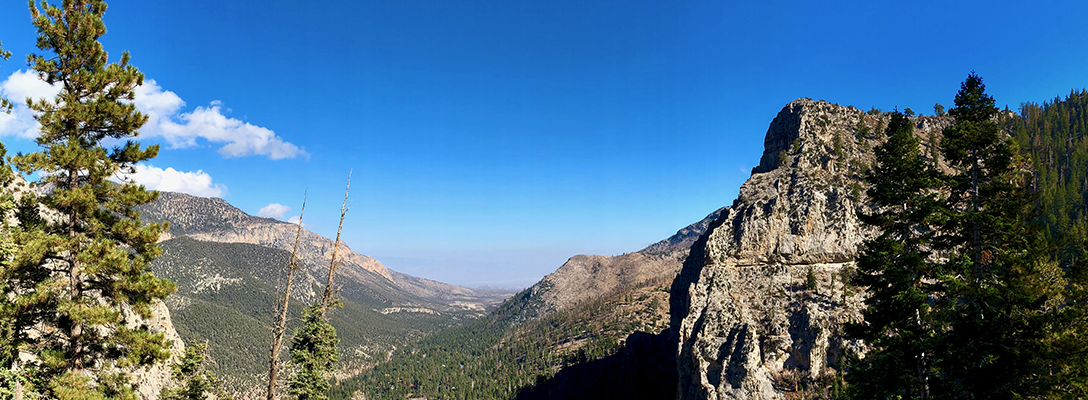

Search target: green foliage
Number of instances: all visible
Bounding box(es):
[0,39,11,113]
[805,266,819,291]
[846,110,943,399]
[288,305,340,400]
[833,130,844,169]
[159,342,232,400]
[1006,89,1088,398]
[331,280,671,400]
[854,118,871,140]
[1010,89,1088,270]
[150,237,455,393]
[847,73,1085,399]
[904,107,915,116]
[2,1,174,397]
[934,103,945,116]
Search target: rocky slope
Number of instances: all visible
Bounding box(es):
[673,99,951,399]
[515,207,725,320]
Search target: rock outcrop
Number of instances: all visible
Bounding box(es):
[673,99,950,399]
[519,207,724,319]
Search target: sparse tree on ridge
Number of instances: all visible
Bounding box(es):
[5,0,175,397]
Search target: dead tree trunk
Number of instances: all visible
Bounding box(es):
[265,193,307,400]
[320,172,351,316]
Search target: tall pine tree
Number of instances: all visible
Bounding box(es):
[848,74,1077,399]
[846,111,944,399]
[6,1,175,397]
[935,72,1064,398]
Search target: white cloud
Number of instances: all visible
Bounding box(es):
[257,203,291,219]
[134,79,307,159]
[0,70,62,139]
[286,215,309,228]
[113,164,227,198]
[2,70,61,102]
[0,71,307,160]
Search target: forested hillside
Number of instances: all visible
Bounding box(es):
[329,275,673,400]
[152,237,461,392]
[1010,89,1088,266]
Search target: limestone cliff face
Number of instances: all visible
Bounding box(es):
[128,300,186,400]
[143,192,392,282]
[674,99,950,399]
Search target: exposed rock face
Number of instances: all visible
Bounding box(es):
[141,192,512,311]
[674,99,950,399]
[520,208,725,319]
[142,192,392,281]
[129,300,186,400]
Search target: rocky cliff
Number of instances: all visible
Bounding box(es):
[673,99,951,399]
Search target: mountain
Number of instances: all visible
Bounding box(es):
[673,99,951,399]
[514,207,725,320]
[332,98,955,400]
[331,203,724,399]
[334,94,1086,400]
[140,192,515,394]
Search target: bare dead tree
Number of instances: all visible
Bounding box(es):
[265,192,306,400]
[320,172,351,315]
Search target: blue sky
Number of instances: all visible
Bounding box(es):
[1,1,1087,287]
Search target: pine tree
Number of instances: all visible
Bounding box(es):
[846,111,944,399]
[0,144,34,400]
[0,39,11,112]
[848,74,1078,399]
[287,305,339,400]
[287,175,349,400]
[5,1,175,397]
[933,72,1064,398]
[159,342,232,400]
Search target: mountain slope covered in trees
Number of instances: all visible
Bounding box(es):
[141,193,516,394]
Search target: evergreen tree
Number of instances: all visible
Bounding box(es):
[5,1,175,397]
[848,74,1078,399]
[159,342,231,400]
[0,39,11,112]
[287,305,339,400]
[846,111,944,399]
[287,176,348,400]
[934,72,1063,398]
